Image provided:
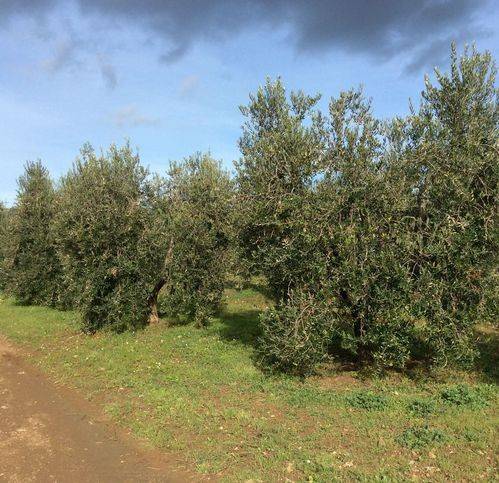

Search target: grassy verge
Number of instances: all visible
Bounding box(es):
[0,289,497,482]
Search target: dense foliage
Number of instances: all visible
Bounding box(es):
[159,153,234,327]
[4,161,62,306]
[52,147,233,332]
[0,45,496,375]
[55,144,162,332]
[405,46,499,366]
[247,46,498,374]
[236,79,323,300]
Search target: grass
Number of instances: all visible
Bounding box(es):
[0,288,497,482]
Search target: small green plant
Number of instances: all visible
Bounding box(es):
[397,425,447,449]
[407,398,437,417]
[346,390,388,411]
[462,428,481,443]
[440,385,490,409]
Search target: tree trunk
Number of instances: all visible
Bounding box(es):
[147,238,174,325]
[148,278,165,325]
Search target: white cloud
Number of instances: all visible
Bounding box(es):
[112,104,160,128]
[41,37,80,73]
[179,75,199,97]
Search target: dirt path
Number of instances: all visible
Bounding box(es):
[0,337,193,483]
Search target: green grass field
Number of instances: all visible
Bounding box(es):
[0,288,497,482]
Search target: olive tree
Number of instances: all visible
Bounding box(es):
[5,161,62,306]
[55,144,234,332]
[258,89,416,374]
[55,143,163,332]
[316,89,415,368]
[236,78,323,300]
[252,46,498,374]
[405,45,498,366]
[158,153,234,327]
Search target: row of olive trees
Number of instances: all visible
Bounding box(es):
[237,45,498,374]
[1,148,234,333]
[0,45,496,374]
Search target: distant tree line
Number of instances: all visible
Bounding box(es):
[0,46,497,374]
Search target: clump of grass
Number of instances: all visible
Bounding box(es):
[346,390,388,411]
[440,384,490,409]
[462,428,481,443]
[397,425,447,449]
[407,398,437,417]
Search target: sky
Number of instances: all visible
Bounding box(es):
[1,0,498,204]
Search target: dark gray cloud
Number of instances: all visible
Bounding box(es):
[0,0,56,24]
[1,0,493,73]
[403,28,493,74]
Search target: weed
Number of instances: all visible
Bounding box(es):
[346,390,388,411]
[440,384,490,409]
[462,428,481,443]
[397,425,447,449]
[407,398,436,417]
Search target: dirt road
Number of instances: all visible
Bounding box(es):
[0,337,191,482]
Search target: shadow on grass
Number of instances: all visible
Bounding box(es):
[161,285,499,383]
[214,309,499,383]
[225,278,274,301]
[475,326,499,383]
[11,299,34,307]
[216,309,262,347]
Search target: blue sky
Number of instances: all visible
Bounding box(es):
[1,0,498,204]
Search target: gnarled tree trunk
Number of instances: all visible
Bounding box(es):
[147,238,174,325]
[148,278,165,325]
